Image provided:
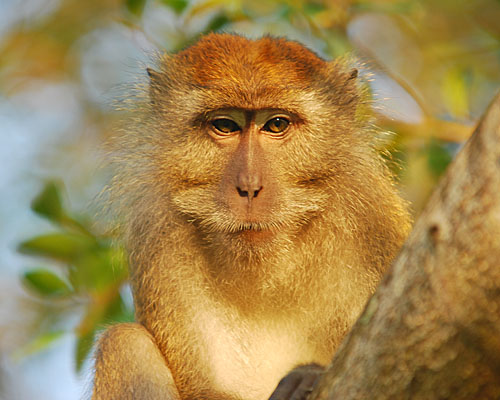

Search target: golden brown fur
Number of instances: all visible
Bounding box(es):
[92,33,411,400]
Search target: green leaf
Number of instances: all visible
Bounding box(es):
[351,1,415,14]
[162,0,189,14]
[31,181,63,222]
[205,13,230,32]
[304,3,325,15]
[126,0,146,16]
[23,268,72,297]
[427,140,453,178]
[14,330,65,359]
[71,246,128,291]
[441,67,469,118]
[18,232,97,262]
[104,291,134,323]
[76,330,95,372]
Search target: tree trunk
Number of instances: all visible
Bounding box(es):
[310,93,500,400]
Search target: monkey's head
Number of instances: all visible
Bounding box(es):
[116,33,396,262]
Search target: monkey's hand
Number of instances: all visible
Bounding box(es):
[92,323,181,400]
[268,364,324,400]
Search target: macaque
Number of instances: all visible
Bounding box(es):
[92,33,411,400]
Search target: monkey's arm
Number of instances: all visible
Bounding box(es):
[92,323,181,400]
[268,364,324,400]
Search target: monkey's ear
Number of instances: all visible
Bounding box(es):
[332,66,361,108]
[347,68,358,81]
[147,67,160,81]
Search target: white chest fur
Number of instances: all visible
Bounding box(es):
[195,310,314,400]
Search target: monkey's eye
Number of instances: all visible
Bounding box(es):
[263,117,290,135]
[212,118,240,135]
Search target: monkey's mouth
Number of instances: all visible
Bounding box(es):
[233,222,277,242]
[238,222,267,231]
[201,214,282,239]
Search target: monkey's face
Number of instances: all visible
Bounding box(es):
[153,99,357,255]
[143,34,364,254]
[157,105,323,243]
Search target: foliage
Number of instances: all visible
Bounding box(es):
[18,182,131,371]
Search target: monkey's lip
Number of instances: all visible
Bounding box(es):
[220,220,278,240]
[238,222,267,231]
[236,225,275,241]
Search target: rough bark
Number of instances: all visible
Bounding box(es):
[310,93,500,400]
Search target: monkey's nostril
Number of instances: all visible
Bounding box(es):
[253,187,263,198]
[237,187,249,198]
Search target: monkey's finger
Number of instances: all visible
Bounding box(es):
[268,372,302,400]
[289,371,322,400]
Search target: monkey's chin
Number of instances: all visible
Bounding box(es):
[236,228,275,243]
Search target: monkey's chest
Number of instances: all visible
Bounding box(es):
[193,313,316,400]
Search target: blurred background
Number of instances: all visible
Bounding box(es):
[1,0,499,398]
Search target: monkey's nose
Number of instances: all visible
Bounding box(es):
[237,186,263,199]
[236,170,263,201]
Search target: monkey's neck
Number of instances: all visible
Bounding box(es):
[205,257,311,316]
[195,224,340,317]
[132,212,374,323]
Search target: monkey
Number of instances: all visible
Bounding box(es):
[91,33,411,400]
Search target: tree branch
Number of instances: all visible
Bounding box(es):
[310,92,500,399]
